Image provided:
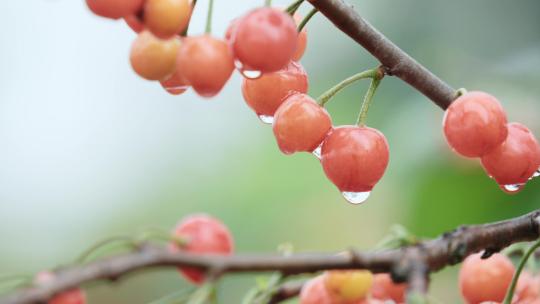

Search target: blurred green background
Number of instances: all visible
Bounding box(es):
[0,0,539,303]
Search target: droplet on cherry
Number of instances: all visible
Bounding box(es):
[312,144,322,160]
[341,191,371,205]
[258,114,274,124]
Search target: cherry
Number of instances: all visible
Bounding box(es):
[459,253,515,304]
[242,61,308,119]
[160,68,189,95]
[144,0,192,39]
[233,8,298,73]
[292,13,307,61]
[299,275,334,304]
[225,18,240,43]
[272,93,332,154]
[323,270,373,304]
[170,214,234,284]
[86,0,144,19]
[321,126,390,193]
[371,273,406,303]
[35,272,86,304]
[443,91,508,158]
[125,15,144,33]
[130,31,180,81]
[176,35,234,97]
[481,123,540,186]
[516,271,540,303]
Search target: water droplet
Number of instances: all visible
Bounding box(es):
[312,144,322,160]
[241,69,262,79]
[164,85,189,95]
[258,115,274,124]
[533,169,540,178]
[500,184,525,194]
[341,191,371,205]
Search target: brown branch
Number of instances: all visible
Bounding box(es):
[308,0,457,110]
[0,210,539,304]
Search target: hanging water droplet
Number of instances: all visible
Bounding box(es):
[241,69,262,79]
[341,191,371,205]
[312,144,322,160]
[501,183,525,194]
[258,114,274,124]
[164,85,189,95]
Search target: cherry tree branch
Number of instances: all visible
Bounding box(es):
[0,210,538,304]
[308,0,457,110]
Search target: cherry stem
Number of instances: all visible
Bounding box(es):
[186,282,217,304]
[455,88,468,98]
[298,8,318,32]
[264,0,272,7]
[357,70,384,126]
[285,0,305,15]
[317,68,381,107]
[75,236,137,264]
[503,239,540,304]
[205,0,214,34]
[148,288,196,304]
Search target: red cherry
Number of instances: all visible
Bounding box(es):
[272,94,332,154]
[371,274,407,303]
[242,61,308,119]
[125,15,144,33]
[292,13,307,61]
[144,0,192,39]
[481,123,540,186]
[516,272,540,303]
[443,91,508,158]
[233,8,298,73]
[176,35,235,97]
[171,214,234,284]
[160,68,189,95]
[86,0,144,19]
[299,276,334,304]
[321,126,390,193]
[130,31,180,81]
[225,18,240,43]
[35,272,86,304]
[459,253,515,304]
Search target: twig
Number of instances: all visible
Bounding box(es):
[1,211,539,304]
[307,0,457,109]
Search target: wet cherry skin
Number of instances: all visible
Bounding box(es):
[459,253,515,304]
[443,91,508,158]
[176,35,235,98]
[242,61,308,118]
[170,214,234,284]
[86,0,144,19]
[481,122,540,186]
[272,93,332,155]
[160,68,189,95]
[144,0,192,39]
[35,272,86,304]
[130,31,180,81]
[321,126,390,192]
[371,273,407,303]
[232,8,298,73]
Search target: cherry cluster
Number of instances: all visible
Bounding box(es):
[33,214,233,304]
[85,0,392,205]
[300,270,406,304]
[459,253,540,304]
[443,91,540,193]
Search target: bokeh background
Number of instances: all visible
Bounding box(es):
[0,0,539,302]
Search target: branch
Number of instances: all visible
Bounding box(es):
[1,210,539,304]
[308,0,457,109]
